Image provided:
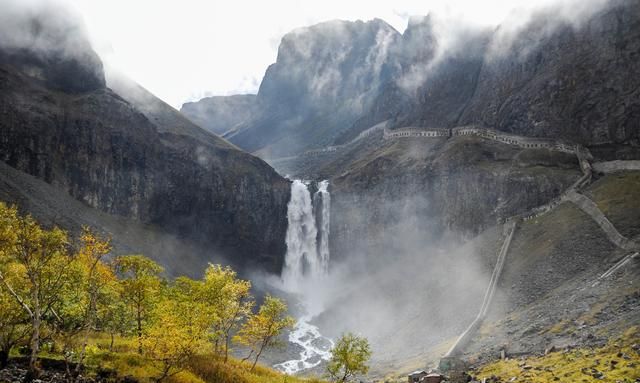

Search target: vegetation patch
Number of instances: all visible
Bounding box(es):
[472,327,640,383]
[587,171,640,238]
[0,202,308,383]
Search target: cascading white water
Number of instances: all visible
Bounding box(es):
[277,179,333,374]
[274,315,333,374]
[281,179,330,289]
[314,180,331,275]
[282,180,319,290]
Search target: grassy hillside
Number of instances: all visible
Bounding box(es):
[586,171,640,238]
[458,171,640,374]
[472,327,640,383]
[7,332,324,383]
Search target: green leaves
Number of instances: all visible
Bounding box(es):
[235,295,295,371]
[0,201,302,380]
[326,333,371,383]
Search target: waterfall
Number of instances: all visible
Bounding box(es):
[281,179,331,290]
[279,180,333,375]
[314,180,331,275]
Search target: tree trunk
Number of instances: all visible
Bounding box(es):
[241,350,253,364]
[76,293,97,375]
[137,303,143,355]
[26,304,41,381]
[110,333,115,352]
[251,343,267,372]
[0,348,9,369]
[223,334,230,363]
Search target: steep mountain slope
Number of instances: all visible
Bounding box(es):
[458,0,640,151]
[461,171,640,366]
[193,0,638,163]
[216,19,402,158]
[0,5,290,274]
[342,16,491,143]
[360,0,640,155]
[0,161,211,277]
[180,94,257,136]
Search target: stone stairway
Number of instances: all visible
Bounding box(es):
[443,220,517,358]
[564,190,637,251]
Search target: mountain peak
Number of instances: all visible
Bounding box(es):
[0,1,105,93]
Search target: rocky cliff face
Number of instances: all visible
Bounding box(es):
[327,136,581,257]
[0,5,290,274]
[360,0,640,155]
[458,0,640,150]
[193,0,639,161]
[180,94,257,136]
[221,19,402,157]
[259,0,640,247]
[343,16,490,142]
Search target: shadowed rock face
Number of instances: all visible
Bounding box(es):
[222,19,403,158]
[360,0,640,151]
[327,137,582,257]
[458,0,640,147]
[0,6,290,274]
[0,3,105,93]
[344,16,491,142]
[210,0,639,159]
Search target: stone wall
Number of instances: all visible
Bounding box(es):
[592,160,640,173]
[383,127,449,139]
[565,190,638,251]
[384,125,581,155]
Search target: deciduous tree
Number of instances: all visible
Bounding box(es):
[73,228,113,374]
[201,264,253,362]
[234,295,294,371]
[326,333,371,383]
[115,255,163,354]
[0,202,72,379]
[0,266,30,368]
[143,278,209,382]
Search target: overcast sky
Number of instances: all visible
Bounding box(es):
[62,0,573,108]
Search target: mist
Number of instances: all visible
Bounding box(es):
[1,0,629,376]
[248,179,499,374]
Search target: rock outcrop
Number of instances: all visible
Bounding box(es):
[220,19,402,157]
[192,1,639,163]
[353,0,640,154]
[0,4,290,274]
[458,0,640,148]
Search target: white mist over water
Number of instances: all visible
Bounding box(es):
[314,180,331,275]
[277,179,334,374]
[281,179,331,290]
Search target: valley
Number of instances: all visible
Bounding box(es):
[0,0,639,382]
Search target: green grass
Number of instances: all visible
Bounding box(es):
[587,171,640,238]
[473,327,640,383]
[10,333,325,383]
[187,355,323,383]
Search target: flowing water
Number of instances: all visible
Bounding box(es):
[314,180,331,275]
[274,316,334,374]
[276,179,334,374]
